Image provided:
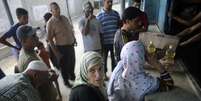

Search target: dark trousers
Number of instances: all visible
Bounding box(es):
[48,45,60,70]
[103,44,116,73]
[57,45,75,83]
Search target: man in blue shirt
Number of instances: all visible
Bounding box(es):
[96,0,120,77]
[0,8,28,60]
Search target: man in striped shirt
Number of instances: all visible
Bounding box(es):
[96,0,120,77]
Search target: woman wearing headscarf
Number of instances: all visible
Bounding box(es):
[108,41,174,101]
[69,51,107,101]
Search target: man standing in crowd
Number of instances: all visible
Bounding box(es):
[47,2,76,87]
[16,25,58,101]
[0,8,28,60]
[17,25,39,72]
[96,0,120,78]
[114,7,142,62]
[79,1,102,53]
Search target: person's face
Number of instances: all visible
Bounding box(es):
[19,15,28,25]
[84,4,93,17]
[51,4,60,17]
[133,2,141,9]
[24,33,39,49]
[126,17,142,31]
[104,0,113,10]
[87,64,104,87]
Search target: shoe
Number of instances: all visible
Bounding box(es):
[64,80,72,88]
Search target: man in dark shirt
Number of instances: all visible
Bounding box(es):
[0,8,28,60]
[114,7,142,62]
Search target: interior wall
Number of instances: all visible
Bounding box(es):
[144,0,160,24]
[157,0,168,32]
[5,0,86,27]
[144,0,169,32]
[0,1,10,34]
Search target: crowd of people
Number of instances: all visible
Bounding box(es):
[0,0,185,101]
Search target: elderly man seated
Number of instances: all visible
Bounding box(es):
[0,60,57,101]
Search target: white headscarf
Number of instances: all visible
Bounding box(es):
[108,41,159,101]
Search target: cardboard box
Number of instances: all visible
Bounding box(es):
[139,32,179,51]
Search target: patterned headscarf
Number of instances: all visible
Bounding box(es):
[108,41,159,101]
[74,51,104,86]
[120,40,145,79]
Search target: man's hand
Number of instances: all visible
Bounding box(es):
[48,69,58,81]
[87,13,93,20]
[73,39,77,46]
[146,52,166,72]
[146,53,160,70]
[146,52,158,66]
[159,57,174,66]
[179,42,188,47]
[179,40,190,47]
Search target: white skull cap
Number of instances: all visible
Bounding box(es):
[24,60,49,72]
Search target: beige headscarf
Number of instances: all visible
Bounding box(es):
[74,51,108,99]
[74,51,104,86]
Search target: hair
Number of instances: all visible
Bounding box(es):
[122,7,141,23]
[133,0,141,3]
[50,2,59,7]
[83,1,93,10]
[43,12,52,22]
[17,25,33,42]
[16,8,28,17]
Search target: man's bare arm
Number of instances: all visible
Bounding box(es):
[0,36,19,50]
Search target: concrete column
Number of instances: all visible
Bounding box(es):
[120,0,125,16]
[2,0,14,25]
